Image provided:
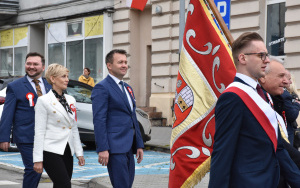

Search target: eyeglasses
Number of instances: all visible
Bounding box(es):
[244,52,270,61]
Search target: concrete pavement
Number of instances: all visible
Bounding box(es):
[89,126,210,188]
[0,126,209,187]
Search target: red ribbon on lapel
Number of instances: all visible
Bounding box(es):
[126,86,135,99]
[70,104,77,121]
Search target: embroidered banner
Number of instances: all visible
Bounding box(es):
[169,0,236,187]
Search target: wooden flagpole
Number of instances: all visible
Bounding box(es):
[206,0,234,46]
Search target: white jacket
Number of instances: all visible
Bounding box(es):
[33,90,83,162]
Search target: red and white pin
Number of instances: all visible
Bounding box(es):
[26,92,35,107]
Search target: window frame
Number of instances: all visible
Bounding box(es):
[265,0,286,60]
[45,16,105,82]
[0,27,28,76]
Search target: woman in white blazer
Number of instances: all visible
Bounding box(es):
[33,64,85,188]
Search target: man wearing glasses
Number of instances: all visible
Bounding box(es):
[209,32,300,188]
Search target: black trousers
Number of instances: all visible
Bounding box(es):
[43,144,73,188]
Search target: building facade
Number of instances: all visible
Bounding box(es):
[0,0,114,82]
[1,0,300,126]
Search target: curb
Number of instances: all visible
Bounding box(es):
[0,163,85,187]
[144,143,170,153]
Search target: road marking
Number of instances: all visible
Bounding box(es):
[0,153,20,157]
[0,180,20,185]
[0,150,171,181]
[138,161,169,168]
[72,172,109,180]
[0,162,24,170]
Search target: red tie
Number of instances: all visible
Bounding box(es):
[256,84,267,101]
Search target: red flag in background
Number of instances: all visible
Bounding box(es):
[126,0,148,11]
[169,0,236,187]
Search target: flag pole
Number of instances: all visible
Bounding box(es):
[206,0,234,45]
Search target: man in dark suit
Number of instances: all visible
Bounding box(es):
[279,70,300,144]
[0,52,51,188]
[259,57,300,188]
[209,32,300,188]
[92,49,144,188]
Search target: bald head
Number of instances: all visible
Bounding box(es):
[258,59,287,96]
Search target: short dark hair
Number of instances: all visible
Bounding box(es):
[84,67,91,75]
[232,32,264,66]
[105,49,127,64]
[26,52,45,65]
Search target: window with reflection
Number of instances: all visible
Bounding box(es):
[66,41,83,80]
[266,1,286,56]
[85,38,103,83]
[14,47,27,76]
[48,43,64,65]
[0,48,13,76]
[67,22,82,37]
[47,16,104,83]
[65,82,92,104]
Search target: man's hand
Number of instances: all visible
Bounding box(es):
[136,148,143,164]
[98,150,109,166]
[77,156,85,166]
[0,142,10,152]
[33,162,43,174]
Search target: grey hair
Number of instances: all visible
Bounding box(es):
[265,55,284,74]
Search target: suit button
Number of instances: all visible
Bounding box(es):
[53,103,56,105]
[53,111,56,113]
[57,120,60,123]
[62,127,65,129]
[69,126,72,129]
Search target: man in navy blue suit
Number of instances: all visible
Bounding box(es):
[92,49,144,188]
[0,52,51,188]
[209,32,300,188]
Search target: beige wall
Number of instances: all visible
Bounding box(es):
[113,0,300,126]
[231,0,300,88]
[114,0,181,126]
[114,1,152,107]
[285,0,300,88]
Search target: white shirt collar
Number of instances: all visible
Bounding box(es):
[108,73,123,85]
[236,73,258,90]
[26,75,43,83]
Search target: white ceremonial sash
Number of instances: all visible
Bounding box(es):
[227,82,278,138]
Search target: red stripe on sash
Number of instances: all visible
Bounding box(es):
[224,87,277,152]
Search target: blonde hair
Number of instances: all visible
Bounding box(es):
[45,63,69,85]
[287,74,299,96]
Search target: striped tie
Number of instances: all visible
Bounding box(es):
[33,79,42,97]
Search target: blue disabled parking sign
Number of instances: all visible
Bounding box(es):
[214,0,231,29]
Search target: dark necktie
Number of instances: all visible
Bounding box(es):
[33,79,43,97]
[119,81,131,109]
[119,81,126,94]
[256,84,267,101]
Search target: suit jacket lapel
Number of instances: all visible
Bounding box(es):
[124,83,136,109]
[234,77,249,86]
[106,76,132,112]
[23,76,38,101]
[49,90,71,124]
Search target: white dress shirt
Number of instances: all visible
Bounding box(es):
[26,75,46,95]
[108,74,133,111]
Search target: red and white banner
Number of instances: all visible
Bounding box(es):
[169,0,236,187]
[126,0,148,11]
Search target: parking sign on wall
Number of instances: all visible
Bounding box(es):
[214,0,231,29]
